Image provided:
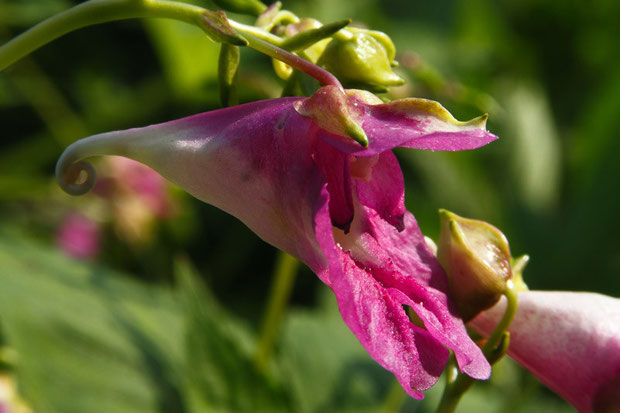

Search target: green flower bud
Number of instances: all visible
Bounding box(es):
[318,30,404,89]
[348,27,397,65]
[436,209,512,322]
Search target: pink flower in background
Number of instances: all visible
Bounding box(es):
[55,212,100,260]
[470,291,620,413]
[96,157,176,245]
[96,156,173,218]
[56,85,497,397]
[55,157,176,255]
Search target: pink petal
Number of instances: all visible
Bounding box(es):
[353,208,491,381]
[315,94,498,156]
[313,138,354,231]
[56,213,100,260]
[355,151,405,231]
[312,187,448,397]
[470,291,620,413]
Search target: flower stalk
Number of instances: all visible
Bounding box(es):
[435,281,518,413]
[254,251,300,373]
[0,0,349,91]
[0,0,271,71]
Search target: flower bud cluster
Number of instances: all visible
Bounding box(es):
[254,3,404,91]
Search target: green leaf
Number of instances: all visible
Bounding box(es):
[278,290,393,413]
[501,83,561,212]
[218,43,240,107]
[144,18,220,101]
[0,228,185,413]
[174,257,290,413]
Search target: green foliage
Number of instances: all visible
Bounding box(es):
[0,227,184,413]
[0,230,396,412]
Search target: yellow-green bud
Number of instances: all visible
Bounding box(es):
[436,209,512,322]
[318,30,404,89]
[348,28,397,65]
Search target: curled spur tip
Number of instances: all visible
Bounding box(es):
[56,160,97,196]
[55,133,113,196]
[55,128,142,195]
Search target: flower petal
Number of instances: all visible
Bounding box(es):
[355,151,406,231]
[312,187,448,397]
[313,138,354,231]
[56,91,493,399]
[317,94,498,156]
[353,208,491,380]
[470,291,620,413]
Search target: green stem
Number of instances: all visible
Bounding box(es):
[0,0,342,87]
[0,0,281,71]
[242,31,341,87]
[435,282,519,413]
[481,281,518,356]
[228,20,283,45]
[435,355,460,413]
[0,0,190,71]
[254,251,299,372]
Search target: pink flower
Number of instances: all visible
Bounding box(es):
[56,85,496,397]
[470,291,620,412]
[55,212,100,260]
[96,156,173,218]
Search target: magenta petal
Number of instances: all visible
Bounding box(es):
[354,209,491,380]
[355,151,405,231]
[470,291,620,413]
[316,95,498,156]
[313,139,354,231]
[312,188,490,395]
[312,187,448,397]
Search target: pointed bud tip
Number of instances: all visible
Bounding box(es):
[437,209,513,321]
[478,113,489,126]
[346,121,369,147]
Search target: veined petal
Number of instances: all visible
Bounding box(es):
[349,208,491,380]
[319,195,490,395]
[470,291,620,413]
[312,187,448,397]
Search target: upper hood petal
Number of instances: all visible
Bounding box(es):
[297,87,498,156]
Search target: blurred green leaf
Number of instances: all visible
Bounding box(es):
[0,227,185,413]
[174,257,290,413]
[279,290,393,413]
[144,18,220,102]
[501,82,561,212]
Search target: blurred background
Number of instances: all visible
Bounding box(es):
[0,0,618,411]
